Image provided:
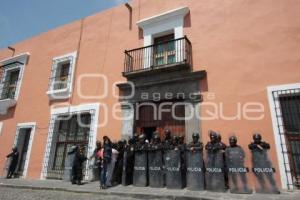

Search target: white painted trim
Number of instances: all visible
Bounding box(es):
[142,15,185,46]
[41,103,99,180]
[47,51,77,100]
[0,52,30,65]
[1,63,25,101]
[52,52,76,61]
[0,99,16,115]
[267,82,300,190]
[46,88,71,100]
[137,7,189,28]
[137,7,189,69]
[0,53,29,114]
[51,103,99,115]
[13,122,36,178]
[0,122,3,136]
[138,6,189,47]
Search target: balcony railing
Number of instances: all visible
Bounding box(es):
[48,74,71,91]
[47,72,72,100]
[0,81,17,100]
[124,36,192,75]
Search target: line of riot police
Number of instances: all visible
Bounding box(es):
[4,128,279,194]
[120,129,280,194]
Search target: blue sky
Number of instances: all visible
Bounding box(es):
[0,0,128,48]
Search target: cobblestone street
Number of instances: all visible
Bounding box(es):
[0,178,300,200]
[0,187,158,200]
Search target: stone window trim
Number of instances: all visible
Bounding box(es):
[267,83,300,190]
[41,103,99,181]
[0,53,29,100]
[0,53,29,115]
[46,52,77,100]
[12,122,36,178]
[137,6,189,46]
[0,122,3,136]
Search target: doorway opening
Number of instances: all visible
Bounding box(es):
[143,127,157,142]
[12,123,35,178]
[15,128,31,177]
[135,101,185,140]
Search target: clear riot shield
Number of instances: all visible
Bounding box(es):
[122,149,134,186]
[148,149,164,187]
[186,150,205,190]
[205,150,226,192]
[63,152,76,181]
[251,149,279,194]
[133,150,148,187]
[164,149,183,189]
[225,146,252,194]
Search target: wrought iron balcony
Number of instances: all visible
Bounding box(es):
[0,81,17,100]
[123,36,192,77]
[0,80,18,114]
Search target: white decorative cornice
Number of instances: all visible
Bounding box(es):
[0,52,30,65]
[137,7,189,29]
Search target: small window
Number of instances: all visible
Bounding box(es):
[53,61,70,90]
[47,52,76,100]
[153,34,175,66]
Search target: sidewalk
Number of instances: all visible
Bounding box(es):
[0,178,299,200]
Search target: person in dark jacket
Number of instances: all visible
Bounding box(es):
[122,137,135,185]
[72,146,87,185]
[205,131,227,191]
[112,140,126,186]
[163,129,172,146]
[6,147,19,179]
[101,136,112,189]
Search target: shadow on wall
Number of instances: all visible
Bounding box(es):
[200,76,208,93]
[48,98,72,107]
[0,106,16,121]
[138,28,143,40]
[184,11,191,28]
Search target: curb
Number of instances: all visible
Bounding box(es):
[0,184,213,200]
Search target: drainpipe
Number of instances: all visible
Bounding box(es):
[125,3,132,30]
[7,46,15,57]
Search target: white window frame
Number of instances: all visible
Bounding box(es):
[12,122,36,178]
[0,53,29,115]
[0,122,3,136]
[137,7,189,68]
[41,103,99,180]
[46,52,77,100]
[0,53,29,100]
[267,82,300,190]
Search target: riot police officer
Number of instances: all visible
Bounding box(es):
[148,132,164,187]
[163,129,172,146]
[133,134,148,186]
[6,147,19,179]
[122,137,136,186]
[249,133,279,193]
[186,133,205,190]
[205,130,226,192]
[188,133,203,151]
[225,136,251,193]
